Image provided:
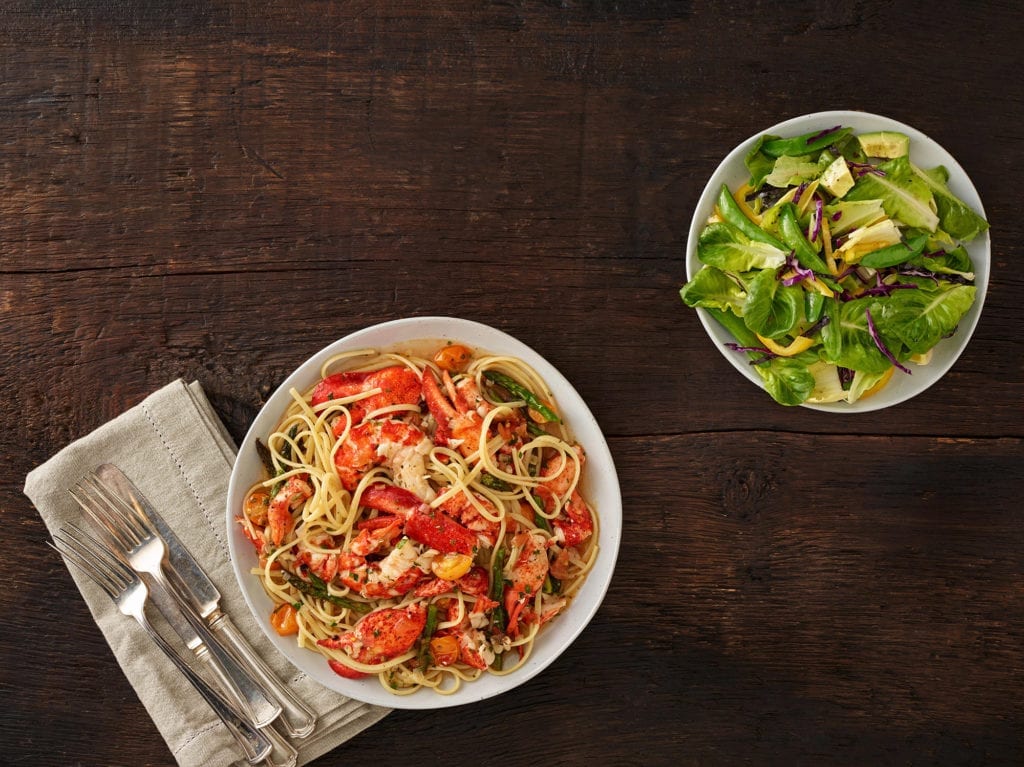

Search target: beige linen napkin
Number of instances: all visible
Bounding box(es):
[24,379,390,767]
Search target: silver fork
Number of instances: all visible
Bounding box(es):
[50,524,273,764]
[70,478,282,728]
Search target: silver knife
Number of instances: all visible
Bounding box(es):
[95,463,317,739]
[144,582,277,764]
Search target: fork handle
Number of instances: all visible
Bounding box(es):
[259,722,299,767]
[137,614,272,764]
[148,571,283,728]
[211,613,317,739]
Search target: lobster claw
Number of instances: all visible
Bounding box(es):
[361,484,479,556]
[319,603,427,666]
[310,366,421,426]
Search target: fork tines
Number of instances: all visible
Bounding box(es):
[70,473,151,551]
[50,523,133,598]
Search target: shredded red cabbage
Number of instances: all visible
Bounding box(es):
[859,282,918,298]
[857,272,920,298]
[808,197,823,242]
[724,342,777,366]
[831,211,842,222]
[801,316,831,337]
[848,161,886,178]
[865,309,911,374]
[809,125,842,143]
[781,253,817,286]
[792,182,808,206]
[897,266,973,286]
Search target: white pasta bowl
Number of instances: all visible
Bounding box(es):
[226,316,622,709]
[685,110,990,412]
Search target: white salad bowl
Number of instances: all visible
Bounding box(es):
[226,316,622,709]
[685,110,990,413]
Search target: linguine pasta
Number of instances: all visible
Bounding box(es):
[237,342,598,696]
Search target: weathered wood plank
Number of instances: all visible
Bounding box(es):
[2,0,1022,764]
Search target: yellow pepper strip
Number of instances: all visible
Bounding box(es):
[804,278,834,298]
[795,180,821,218]
[860,366,895,400]
[732,184,761,225]
[782,270,835,298]
[821,215,839,276]
[756,333,816,357]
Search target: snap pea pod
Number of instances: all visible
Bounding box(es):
[778,203,833,277]
[716,184,787,250]
[760,126,852,159]
[805,291,825,324]
[859,234,929,268]
[482,370,560,424]
[705,307,760,349]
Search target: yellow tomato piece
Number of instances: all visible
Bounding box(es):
[270,603,299,636]
[429,635,461,666]
[756,333,815,357]
[433,343,473,373]
[244,489,271,526]
[431,553,473,581]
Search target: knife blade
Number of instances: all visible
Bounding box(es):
[95,463,317,739]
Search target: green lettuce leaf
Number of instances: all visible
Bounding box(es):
[765,155,822,188]
[745,135,776,189]
[741,268,802,339]
[911,163,989,241]
[754,353,817,406]
[680,266,747,315]
[844,156,939,232]
[846,369,890,403]
[821,297,894,374]
[696,221,788,272]
[877,284,976,354]
[824,199,886,237]
[907,243,974,278]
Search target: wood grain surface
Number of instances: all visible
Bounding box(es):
[2,1,1022,765]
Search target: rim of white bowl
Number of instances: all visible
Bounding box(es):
[685,110,990,413]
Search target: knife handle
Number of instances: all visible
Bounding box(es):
[137,612,273,764]
[149,573,283,728]
[259,722,299,767]
[211,613,318,739]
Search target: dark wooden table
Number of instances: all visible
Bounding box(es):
[3,1,1022,764]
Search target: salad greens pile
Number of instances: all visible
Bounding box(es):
[680,125,988,406]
